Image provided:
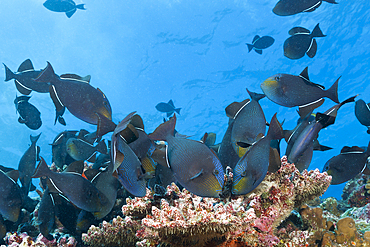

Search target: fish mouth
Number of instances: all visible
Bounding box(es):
[262,76,278,88]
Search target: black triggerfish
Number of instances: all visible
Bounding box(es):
[246,35,275,54]
[355,99,370,134]
[14,95,42,130]
[43,0,86,18]
[273,0,337,16]
[149,114,225,197]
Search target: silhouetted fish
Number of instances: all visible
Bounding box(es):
[355,99,370,134]
[18,133,41,196]
[246,35,275,54]
[3,59,48,95]
[273,0,337,16]
[34,62,113,135]
[228,89,266,149]
[43,0,86,18]
[233,114,283,195]
[283,24,326,59]
[32,157,104,212]
[261,67,339,107]
[14,95,42,130]
[155,100,181,117]
[149,114,224,197]
[37,187,55,241]
[0,169,22,222]
[50,130,78,169]
[323,142,370,185]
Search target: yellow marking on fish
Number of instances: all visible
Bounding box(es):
[262,78,278,88]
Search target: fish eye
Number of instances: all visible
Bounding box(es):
[241,171,247,177]
[213,169,219,176]
[275,76,280,81]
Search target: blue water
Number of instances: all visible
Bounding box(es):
[1,0,369,200]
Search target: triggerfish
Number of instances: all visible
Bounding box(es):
[0,169,22,222]
[32,157,104,213]
[43,0,86,18]
[18,133,41,196]
[233,113,283,195]
[149,114,225,197]
[322,142,370,185]
[34,62,113,133]
[155,100,181,117]
[283,24,326,59]
[354,99,370,134]
[273,0,337,16]
[3,59,48,95]
[261,67,339,107]
[14,95,42,130]
[246,35,275,54]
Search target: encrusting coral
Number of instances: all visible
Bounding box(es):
[82,156,332,246]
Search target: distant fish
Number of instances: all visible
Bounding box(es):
[18,133,41,196]
[227,89,266,148]
[149,114,225,197]
[355,99,370,134]
[14,95,42,130]
[273,0,337,16]
[246,35,275,54]
[34,62,113,138]
[43,0,86,18]
[283,24,326,59]
[155,100,181,117]
[0,169,22,222]
[32,157,104,213]
[233,113,283,195]
[66,138,107,161]
[322,142,370,185]
[261,67,339,107]
[3,59,48,95]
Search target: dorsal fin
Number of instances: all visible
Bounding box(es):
[6,170,19,183]
[64,160,84,174]
[167,99,175,107]
[252,35,260,44]
[18,59,34,72]
[299,67,310,81]
[130,114,145,130]
[83,169,101,182]
[225,99,250,119]
[340,146,364,154]
[288,27,310,35]
[60,73,90,83]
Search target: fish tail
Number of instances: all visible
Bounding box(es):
[366,141,370,156]
[3,64,15,81]
[246,88,265,101]
[34,62,59,83]
[30,133,42,144]
[323,0,338,3]
[76,4,86,10]
[32,157,51,178]
[149,114,177,141]
[267,113,283,140]
[96,140,108,155]
[246,43,254,52]
[175,108,181,115]
[325,77,340,104]
[311,23,326,38]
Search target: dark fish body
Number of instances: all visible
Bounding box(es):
[261,67,339,107]
[18,134,41,196]
[155,100,181,117]
[32,157,104,212]
[43,0,86,18]
[51,130,78,169]
[323,143,370,185]
[66,138,107,161]
[273,0,337,16]
[37,187,55,241]
[3,59,48,95]
[14,95,42,130]
[229,89,266,148]
[283,24,326,59]
[218,119,241,170]
[111,112,146,197]
[246,35,275,54]
[355,99,370,134]
[149,115,224,197]
[34,62,112,126]
[0,170,22,222]
[233,114,283,195]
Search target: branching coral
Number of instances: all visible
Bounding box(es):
[82,156,332,246]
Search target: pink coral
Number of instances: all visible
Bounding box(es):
[2,232,76,247]
[82,156,331,247]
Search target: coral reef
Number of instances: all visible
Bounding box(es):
[2,232,77,247]
[82,156,332,246]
